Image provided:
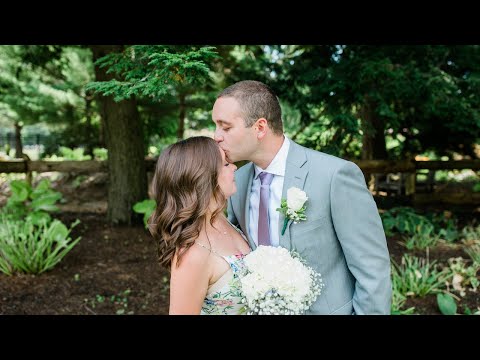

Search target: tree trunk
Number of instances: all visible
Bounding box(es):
[358,100,388,190]
[177,93,186,141]
[359,101,388,160]
[91,45,147,225]
[14,122,23,159]
[84,91,94,157]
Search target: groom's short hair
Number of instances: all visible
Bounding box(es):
[218,80,283,136]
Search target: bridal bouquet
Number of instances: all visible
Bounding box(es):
[240,245,324,315]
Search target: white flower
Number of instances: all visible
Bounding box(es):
[239,245,324,315]
[287,187,308,212]
[277,188,308,235]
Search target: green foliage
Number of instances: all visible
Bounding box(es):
[3,179,63,225]
[58,146,91,160]
[463,306,480,315]
[382,207,459,247]
[0,216,81,275]
[445,257,480,295]
[40,120,101,158]
[473,182,480,192]
[464,244,480,265]
[422,211,459,243]
[402,224,441,250]
[431,218,459,244]
[86,46,219,102]
[461,225,480,243]
[93,147,107,160]
[267,45,480,159]
[147,141,176,157]
[132,199,156,228]
[437,293,457,315]
[434,169,480,183]
[42,146,95,161]
[391,253,449,297]
[0,46,95,131]
[391,264,416,315]
[286,118,362,157]
[461,225,480,264]
[390,294,416,315]
[84,289,134,315]
[381,207,433,237]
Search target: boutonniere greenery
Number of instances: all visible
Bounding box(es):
[276,187,308,235]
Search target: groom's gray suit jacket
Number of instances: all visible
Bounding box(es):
[227,139,392,314]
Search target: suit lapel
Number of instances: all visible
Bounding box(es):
[279,140,308,250]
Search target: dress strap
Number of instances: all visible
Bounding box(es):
[225,218,250,245]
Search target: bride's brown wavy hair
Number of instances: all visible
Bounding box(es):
[148,136,226,269]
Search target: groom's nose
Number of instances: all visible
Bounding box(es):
[214,131,223,143]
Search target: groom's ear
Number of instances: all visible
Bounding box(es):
[255,118,268,140]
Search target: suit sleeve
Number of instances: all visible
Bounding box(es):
[330,161,392,314]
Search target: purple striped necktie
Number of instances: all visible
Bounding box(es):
[258,172,274,246]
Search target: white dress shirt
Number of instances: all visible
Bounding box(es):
[249,136,290,247]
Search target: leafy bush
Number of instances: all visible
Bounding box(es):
[464,245,480,265]
[462,225,480,244]
[0,216,81,275]
[425,212,459,243]
[93,147,108,160]
[133,199,156,228]
[43,147,92,161]
[381,207,459,244]
[445,257,479,296]
[2,179,62,225]
[391,263,416,315]
[381,207,433,237]
[391,253,450,297]
[402,223,441,250]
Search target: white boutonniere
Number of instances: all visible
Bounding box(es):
[276,187,308,235]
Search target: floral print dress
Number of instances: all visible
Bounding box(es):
[199,223,250,315]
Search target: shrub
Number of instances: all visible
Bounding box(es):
[2,179,62,225]
[133,199,156,228]
[0,215,81,275]
[391,253,450,297]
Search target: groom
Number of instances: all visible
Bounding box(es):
[212,80,392,315]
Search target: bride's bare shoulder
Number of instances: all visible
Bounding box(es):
[171,235,211,272]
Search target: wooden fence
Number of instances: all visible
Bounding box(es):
[0,159,157,174]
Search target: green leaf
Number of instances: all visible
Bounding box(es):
[31,193,62,210]
[30,180,53,199]
[27,212,51,226]
[38,204,60,212]
[47,220,69,243]
[9,180,30,202]
[35,179,51,192]
[133,199,156,214]
[437,293,457,315]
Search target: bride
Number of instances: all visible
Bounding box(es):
[148,136,251,315]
